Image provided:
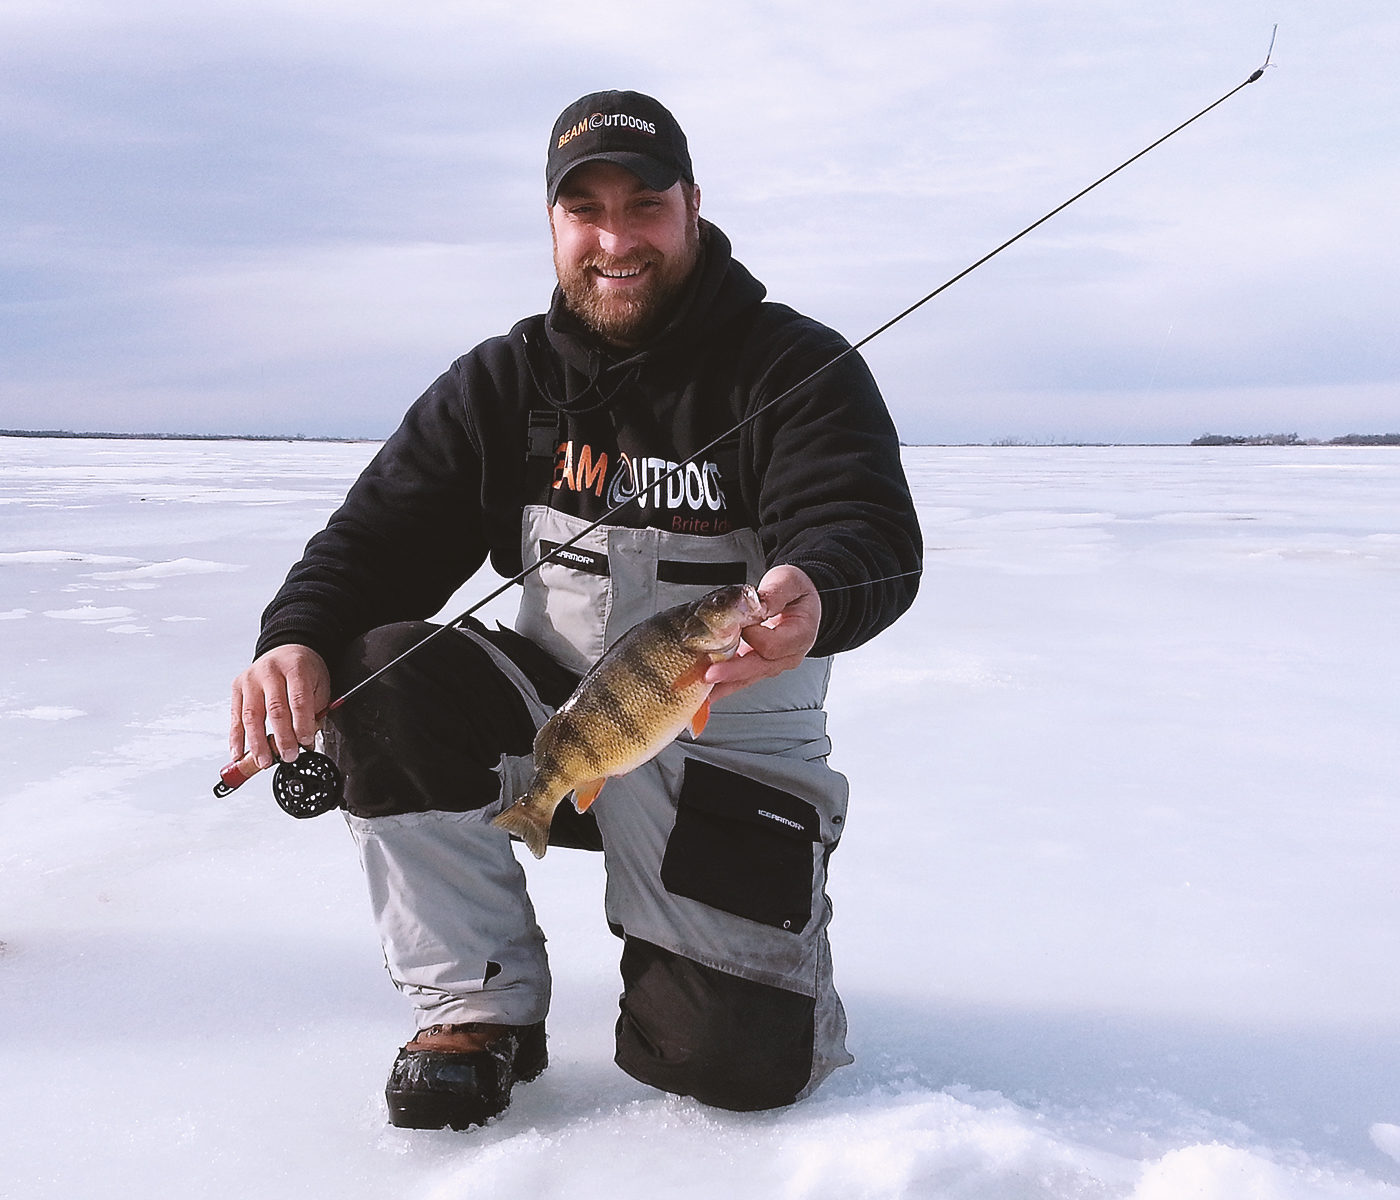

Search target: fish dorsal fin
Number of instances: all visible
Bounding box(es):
[689,697,711,738]
[573,778,605,813]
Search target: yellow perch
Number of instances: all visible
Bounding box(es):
[493,583,766,858]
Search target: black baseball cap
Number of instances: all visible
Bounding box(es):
[546,90,693,204]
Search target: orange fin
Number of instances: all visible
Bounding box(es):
[671,659,709,692]
[689,697,711,738]
[572,778,606,813]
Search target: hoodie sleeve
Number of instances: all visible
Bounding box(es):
[254,363,490,667]
[741,313,923,657]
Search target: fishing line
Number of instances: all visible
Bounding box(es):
[215,51,1270,801]
[816,569,925,595]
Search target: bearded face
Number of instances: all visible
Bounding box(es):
[549,163,702,348]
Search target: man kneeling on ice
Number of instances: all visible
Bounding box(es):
[228,90,922,1128]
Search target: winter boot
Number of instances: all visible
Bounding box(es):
[384,1021,547,1130]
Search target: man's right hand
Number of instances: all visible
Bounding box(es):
[229,645,331,769]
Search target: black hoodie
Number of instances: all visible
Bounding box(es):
[256,223,922,667]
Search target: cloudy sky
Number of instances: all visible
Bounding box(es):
[3,0,1396,444]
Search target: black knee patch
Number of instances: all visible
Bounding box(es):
[614,937,816,1111]
[321,621,602,849]
[324,621,537,818]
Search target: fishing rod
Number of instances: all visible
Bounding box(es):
[216,49,1273,814]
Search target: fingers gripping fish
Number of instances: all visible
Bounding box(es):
[492,583,766,858]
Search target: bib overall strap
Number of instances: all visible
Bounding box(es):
[524,409,562,505]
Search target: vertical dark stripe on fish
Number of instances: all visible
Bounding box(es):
[549,716,605,776]
[591,673,651,744]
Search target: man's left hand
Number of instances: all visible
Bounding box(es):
[705,564,821,702]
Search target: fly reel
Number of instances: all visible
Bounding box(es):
[271,749,343,819]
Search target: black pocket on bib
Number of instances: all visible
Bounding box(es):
[660,759,819,933]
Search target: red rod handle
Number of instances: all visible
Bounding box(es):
[213,749,266,797]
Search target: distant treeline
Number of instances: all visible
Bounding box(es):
[1191,432,1400,446]
[0,429,371,443]
[8,427,1397,448]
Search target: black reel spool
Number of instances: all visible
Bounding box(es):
[272,750,343,819]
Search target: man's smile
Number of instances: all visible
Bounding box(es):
[591,262,650,287]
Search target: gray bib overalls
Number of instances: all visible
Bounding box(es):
[335,444,854,1110]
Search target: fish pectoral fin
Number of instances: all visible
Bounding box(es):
[572,778,606,813]
[671,659,709,692]
[689,697,711,738]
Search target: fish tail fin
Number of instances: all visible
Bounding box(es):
[492,793,555,859]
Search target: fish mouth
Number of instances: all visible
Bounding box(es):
[702,583,763,621]
[734,583,765,623]
[687,583,765,654]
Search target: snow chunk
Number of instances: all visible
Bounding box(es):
[1370,1124,1400,1164]
[415,1088,1150,1200]
[90,557,245,580]
[0,550,139,565]
[42,605,136,622]
[9,706,86,721]
[1130,1142,1389,1199]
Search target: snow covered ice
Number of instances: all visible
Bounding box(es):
[1,436,1397,1199]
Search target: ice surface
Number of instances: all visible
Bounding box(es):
[1,437,1397,1198]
